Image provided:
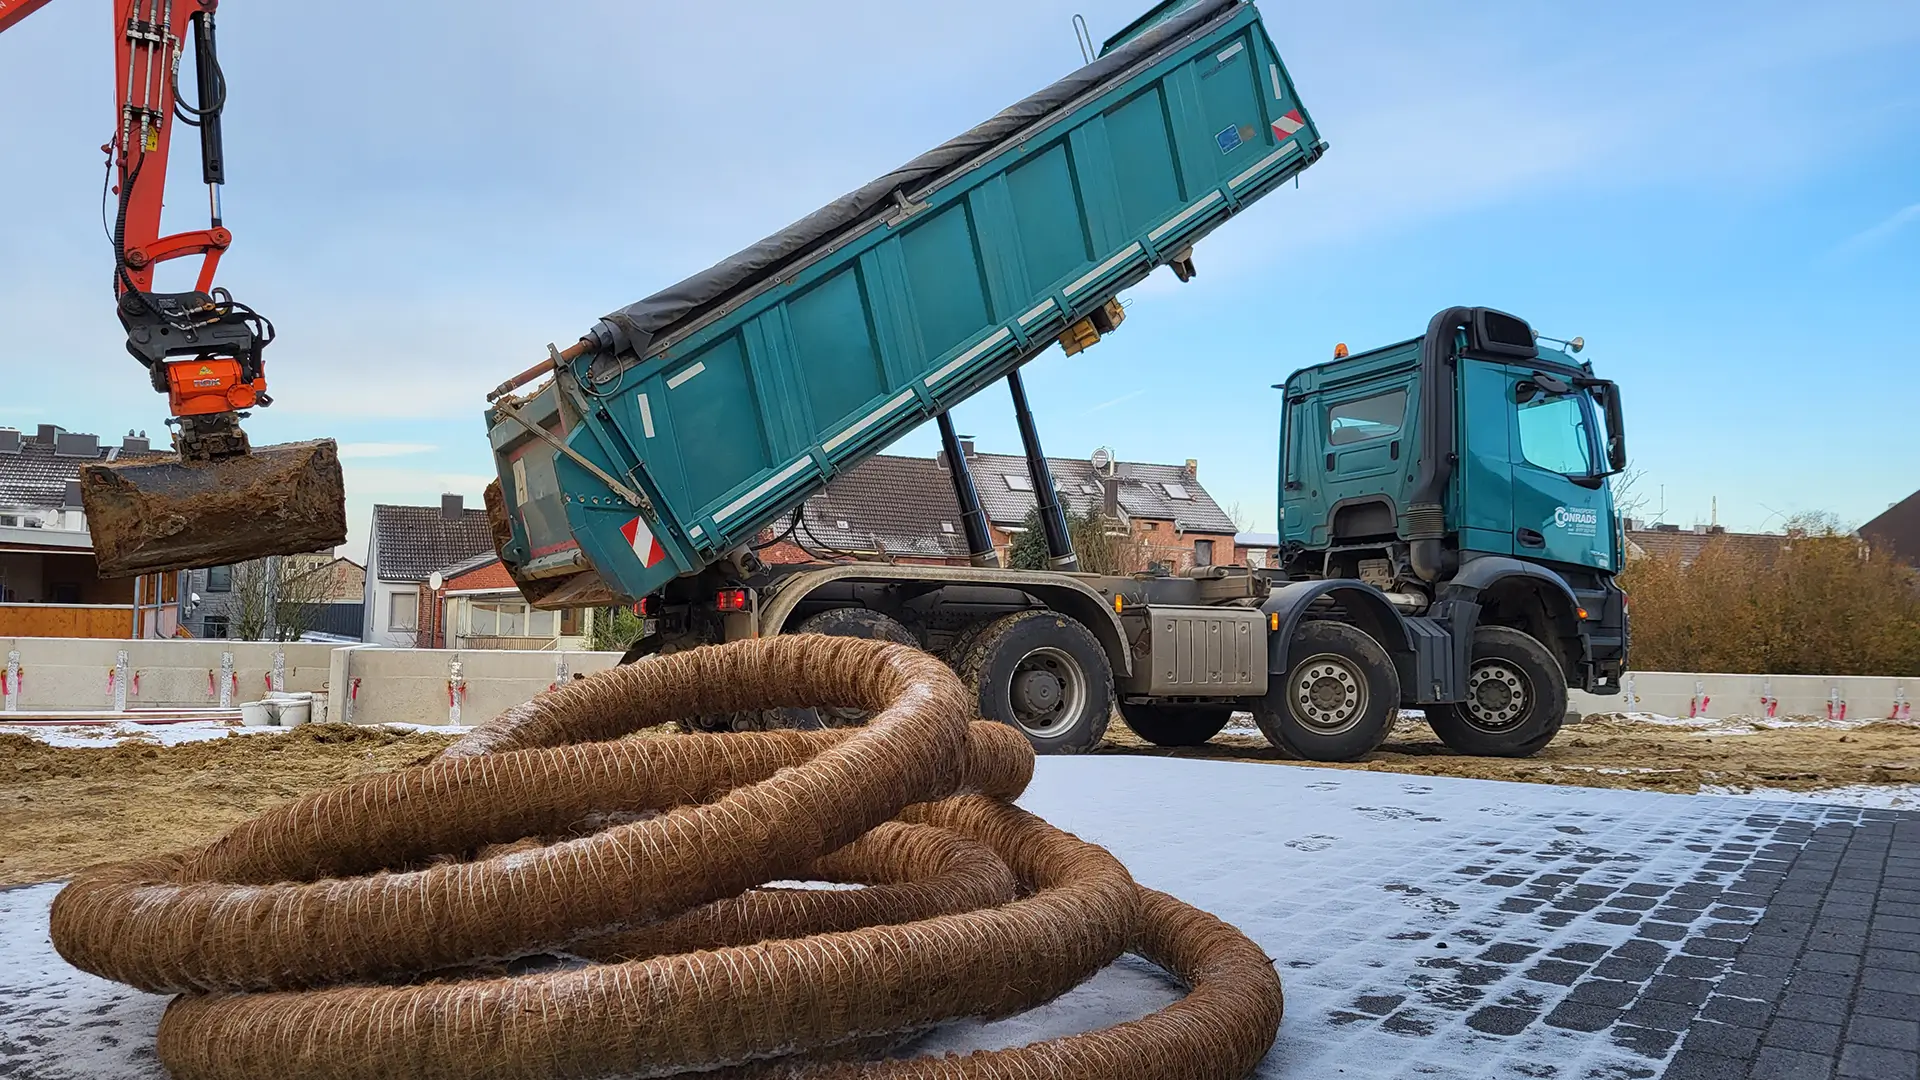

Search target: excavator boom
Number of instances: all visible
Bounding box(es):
[3,0,345,577]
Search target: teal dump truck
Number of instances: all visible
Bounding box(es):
[481,0,1629,760]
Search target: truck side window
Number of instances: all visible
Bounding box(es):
[1327,389,1407,446]
[1517,393,1596,476]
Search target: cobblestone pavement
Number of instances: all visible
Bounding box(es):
[1,759,1914,1080]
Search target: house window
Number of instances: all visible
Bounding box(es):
[1162,482,1190,500]
[1194,539,1215,567]
[1328,389,1408,446]
[528,608,557,637]
[206,564,232,592]
[202,615,229,639]
[389,591,418,631]
[51,583,82,603]
[1002,473,1032,491]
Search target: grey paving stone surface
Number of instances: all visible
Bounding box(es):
[1664,812,1920,1080]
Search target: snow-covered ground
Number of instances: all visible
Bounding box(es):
[2,756,1902,1080]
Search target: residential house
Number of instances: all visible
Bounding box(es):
[1623,521,1789,567]
[1235,532,1280,570]
[1862,490,1920,569]
[183,554,365,640]
[362,495,495,646]
[758,444,1239,573]
[0,425,183,638]
[415,552,596,650]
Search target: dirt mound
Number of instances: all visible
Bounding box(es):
[0,725,456,886]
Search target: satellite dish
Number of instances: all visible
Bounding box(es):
[427,571,444,591]
[1090,446,1115,477]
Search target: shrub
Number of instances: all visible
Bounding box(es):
[1620,523,1920,675]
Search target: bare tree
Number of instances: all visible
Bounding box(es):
[1609,464,1652,523]
[227,555,339,641]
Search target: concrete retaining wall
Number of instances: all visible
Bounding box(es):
[0,637,335,712]
[1572,672,1915,721]
[326,646,622,727]
[4,636,1912,727]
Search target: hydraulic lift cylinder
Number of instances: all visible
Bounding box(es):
[937,412,1000,568]
[1007,371,1077,571]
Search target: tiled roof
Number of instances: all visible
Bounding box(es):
[774,455,971,559]
[770,449,1238,558]
[370,503,496,582]
[442,553,517,593]
[1625,527,1788,567]
[964,451,1238,535]
[0,433,172,509]
[1862,489,1920,567]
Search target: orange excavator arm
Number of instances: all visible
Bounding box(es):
[2,1,346,576]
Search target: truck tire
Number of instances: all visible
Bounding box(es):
[778,608,921,728]
[1117,703,1233,748]
[1250,620,1400,762]
[1424,626,1567,757]
[955,610,1112,755]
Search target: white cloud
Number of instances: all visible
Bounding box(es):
[1082,389,1146,415]
[1831,203,1920,259]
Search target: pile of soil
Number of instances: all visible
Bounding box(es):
[0,725,455,886]
[1101,714,1920,795]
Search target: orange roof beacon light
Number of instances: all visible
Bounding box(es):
[1333,343,1349,358]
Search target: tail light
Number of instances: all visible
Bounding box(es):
[715,588,751,612]
[632,596,657,616]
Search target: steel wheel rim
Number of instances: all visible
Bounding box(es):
[1009,646,1086,737]
[1287,652,1368,735]
[1465,659,1531,732]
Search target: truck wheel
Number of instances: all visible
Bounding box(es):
[1425,626,1567,757]
[778,608,921,728]
[1117,703,1232,748]
[1251,620,1400,762]
[955,610,1112,754]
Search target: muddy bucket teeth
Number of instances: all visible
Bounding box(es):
[80,439,349,577]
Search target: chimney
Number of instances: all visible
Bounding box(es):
[959,439,975,457]
[53,432,100,458]
[1184,458,1198,479]
[0,429,19,454]
[1691,524,1708,535]
[1622,517,1636,531]
[1100,476,1119,517]
[440,493,464,520]
[35,424,58,445]
[121,431,150,454]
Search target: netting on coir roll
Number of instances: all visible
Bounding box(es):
[48,634,1284,1080]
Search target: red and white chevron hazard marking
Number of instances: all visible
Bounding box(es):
[1271,109,1304,141]
[621,515,666,568]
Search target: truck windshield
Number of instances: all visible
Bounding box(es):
[1517,393,1596,476]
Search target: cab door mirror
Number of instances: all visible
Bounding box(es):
[1582,379,1628,473]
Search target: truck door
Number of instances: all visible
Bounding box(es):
[1507,368,1613,571]
[1281,376,1415,548]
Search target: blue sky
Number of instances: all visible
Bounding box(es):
[2,1,1916,561]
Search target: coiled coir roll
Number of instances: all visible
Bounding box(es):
[50,635,1283,1079]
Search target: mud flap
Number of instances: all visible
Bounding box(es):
[80,439,348,577]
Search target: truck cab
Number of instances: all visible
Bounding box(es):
[1260,307,1629,754]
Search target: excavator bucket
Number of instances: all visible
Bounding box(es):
[80,439,349,578]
